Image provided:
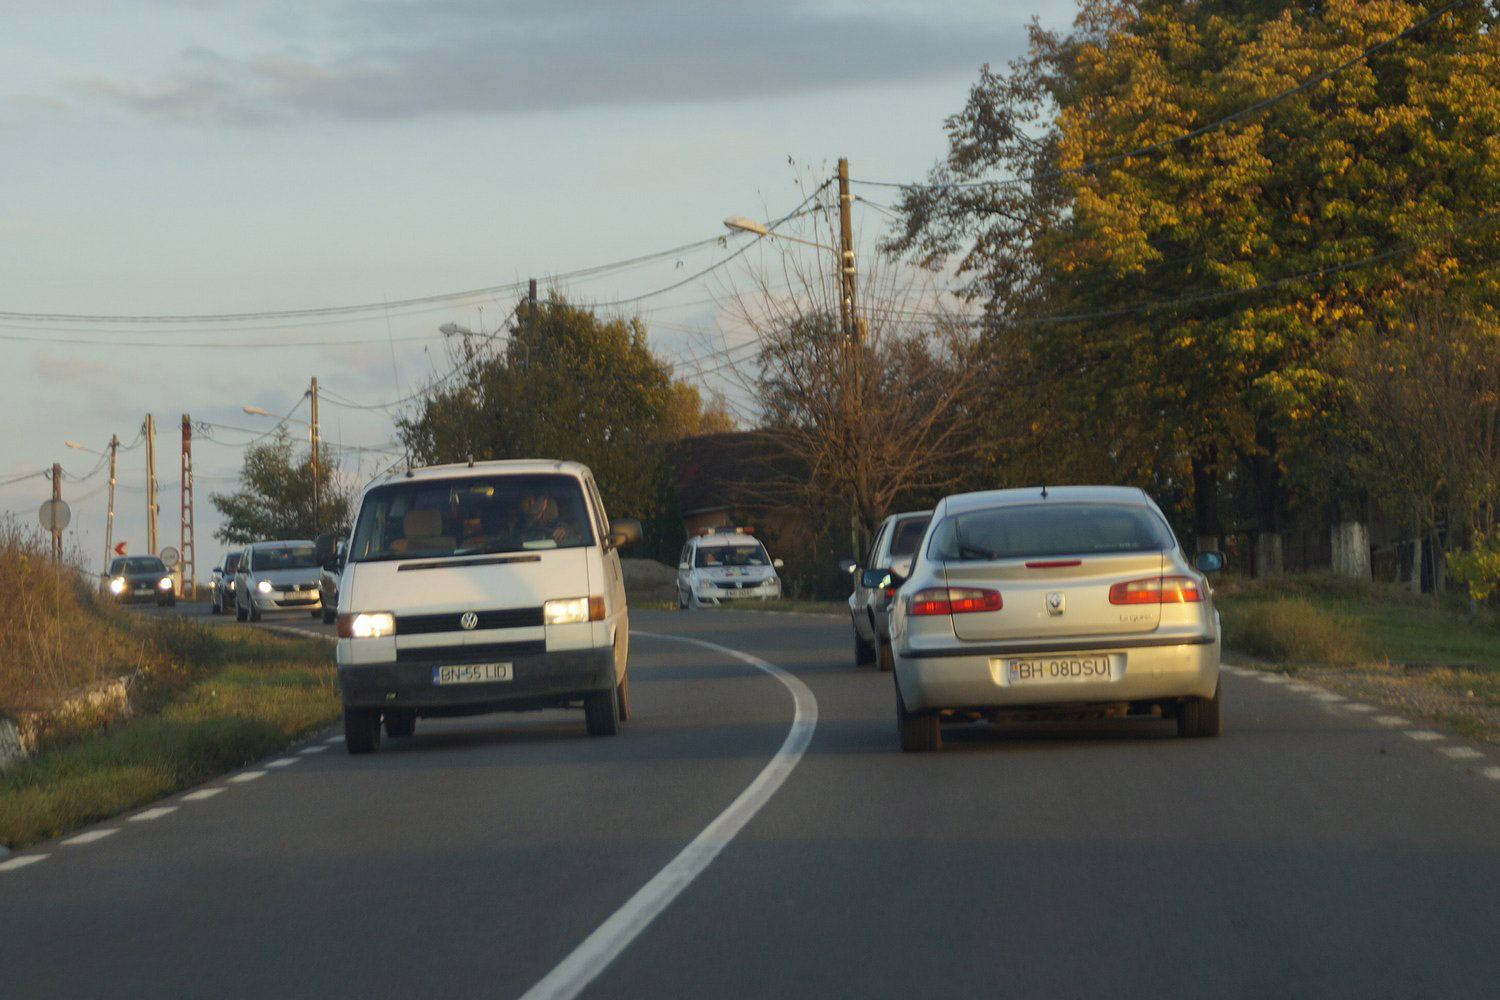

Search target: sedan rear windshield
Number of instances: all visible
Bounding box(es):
[350,473,595,562]
[250,545,319,571]
[928,503,1174,561]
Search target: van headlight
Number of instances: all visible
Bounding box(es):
[348,612,395,638]
[544,597,590,625]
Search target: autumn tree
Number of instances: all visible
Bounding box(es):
[398,293,722,526]
[211,429,352,543]
[890,0,1500,569]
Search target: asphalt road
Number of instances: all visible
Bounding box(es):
[4,606,1500,999]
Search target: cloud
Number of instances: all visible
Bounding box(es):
[65,3,1024,124]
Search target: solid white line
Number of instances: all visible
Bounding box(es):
[62,829,118,846]
[1440,747,1485,760]
[0,855,47,872]
[129,806,179,822]
[182,788,225,801]
[1342,704,1376,713]
[228,771,266,783]
[518,629,818,1000]
[1405,730,1445,743]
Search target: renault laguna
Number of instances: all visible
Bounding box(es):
[889,485,1224,751]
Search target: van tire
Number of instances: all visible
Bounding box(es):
[585,685,619,736]
[344,706,380,754]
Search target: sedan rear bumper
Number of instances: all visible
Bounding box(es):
[895,637,1219,713]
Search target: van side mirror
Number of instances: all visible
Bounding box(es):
[1194,551,1225,574]
[606,518,642,550]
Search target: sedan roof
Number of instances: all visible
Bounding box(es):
[937,485,1153,518]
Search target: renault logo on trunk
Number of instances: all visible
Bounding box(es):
[460,611,479,630]
[1046,592,1065,615]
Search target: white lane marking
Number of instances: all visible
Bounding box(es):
[519,629,818,1000]
[1258,674,1289,684]
[324,736,343,744]
[1440,747,1485,760]
[265,758,298,768]
[228,771,266,783]
[1374,716,1410,727]
[1284,683,1318,693]
[62,829,118,846]
[130,806,179,822]
[1313,693,1346,703]
[1484,767,1500,781]
[298,745,328,755]
[182,788,225,801]
[1343,704,1376,713]
[0,855,48,872]
[1405,730,1445,743]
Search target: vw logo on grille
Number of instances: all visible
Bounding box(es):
[459,611,479,631]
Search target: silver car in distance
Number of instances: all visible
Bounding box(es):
[889,485,1224,752]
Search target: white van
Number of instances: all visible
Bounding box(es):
[329,459,641,753]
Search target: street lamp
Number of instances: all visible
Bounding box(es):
[242,400,321,533]
[66,436,119,574]
[724,214,860,342]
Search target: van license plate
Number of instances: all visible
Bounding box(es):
[433,662,513,685]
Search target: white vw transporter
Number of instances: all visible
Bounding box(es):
[331,460,641,753]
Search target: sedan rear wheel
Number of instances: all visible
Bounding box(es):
[344,706,381,754]
[1177,680,1222,738]
[897,684,941,752]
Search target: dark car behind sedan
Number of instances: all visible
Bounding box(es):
[105,556,176,606]
[209,550,242,615]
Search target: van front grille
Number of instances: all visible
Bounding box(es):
[395,607,545,635]
[395,640,547,662]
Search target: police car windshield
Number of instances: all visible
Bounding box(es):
[696,543,767,568]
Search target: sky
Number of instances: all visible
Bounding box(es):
[2,0,1076,579]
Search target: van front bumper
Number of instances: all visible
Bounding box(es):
[338,646,614,716]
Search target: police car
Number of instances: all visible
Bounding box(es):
[676,527,784,609]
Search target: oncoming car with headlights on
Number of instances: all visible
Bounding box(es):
[676,527,783,609]
[332,460,641,754]
[105,555,176,606]
[889,485,1224,752]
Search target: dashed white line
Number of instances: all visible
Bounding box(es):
[1440,747,1486,760]
[1483,767,1500,781]
[298,745,328,755]
[1258,674,1290,684]
[0,855,47,872]
[1342,703,1376,713]
[130,806,179,822]
[1374,716,1410,727]
[1405,730,1446,743]
[228,771,266,784]
[62,829,118,846]
[1285,683,1318,693]
[265,758,299,769]
[182,788,225,801]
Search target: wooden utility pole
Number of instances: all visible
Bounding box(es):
[105,434,117,574]
[51,462,62,562]
[838,157,860,344]
[145,414,158,557]
[309,377,320,532]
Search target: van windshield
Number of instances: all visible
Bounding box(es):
[349,473,596,562]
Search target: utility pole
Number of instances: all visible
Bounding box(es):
[180,415,195,599]
[309,377,320,533]
[838,157,861,344]
[528,278,538,370]
[105,434,118,575]
[145,414,158,557]
[51,462,62,562]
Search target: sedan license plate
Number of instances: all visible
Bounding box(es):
[433,662,513,685]
[1002,655,1115,685]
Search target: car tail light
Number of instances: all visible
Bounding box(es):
[908,586,1002,616]
[1108,576,1203,605]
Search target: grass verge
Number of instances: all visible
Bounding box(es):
[0,628,337,851]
